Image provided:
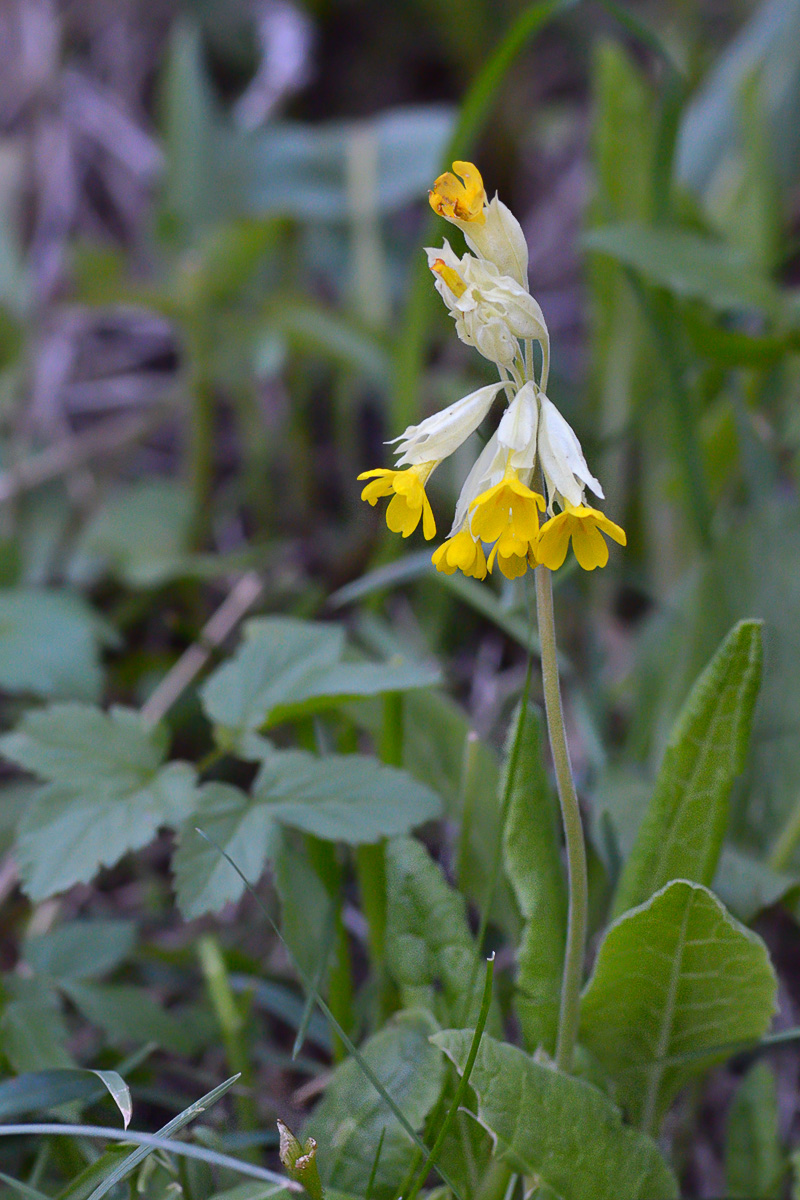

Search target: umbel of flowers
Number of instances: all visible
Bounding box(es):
[359,161,626,580]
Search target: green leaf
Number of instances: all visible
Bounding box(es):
[305,1011,444,1200]
[724,1061,784,1198]
[583,223,781,316]
[75,480,194,587]
[580,880,777,1131]
[0,998,73,1072]
[0,1069,131,1126]
[3,704,196,900]
[714,846,799,922]
[384,836,485,1027]
[173,783,279,918]
[612,620,763,917]
[24,920,136,981]
[201,616,437,749]
[61,982,211,1056]
[502,705,566,1055]
[0,589,115,702]
[432,1030,678,1200]
[253,746,441,843]
[273,833,335,988]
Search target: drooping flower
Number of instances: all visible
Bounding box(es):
[389,382,504,467]
[469,472,545,580]
[358,465,437,540]
[432,530,488,579]
[537,394,602,509]
[429,161,529,286]
[537,504,627,571]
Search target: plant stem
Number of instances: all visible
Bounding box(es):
[534,563,587,1073]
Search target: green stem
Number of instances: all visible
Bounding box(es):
[768,793,800,873]
[197,935,258,1138]
[534,563,587,1074]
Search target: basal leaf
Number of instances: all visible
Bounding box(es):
[502,704,566,1055]
[305,1011,443,1200]
[433,1031,678,1200]
[580,880,777,1131]
[253,746,441,843]
[173,783,279,918]
[724,1061,784,1198]
[3,705,196,900]
[384,836,486,1027]
[613,620,763,917]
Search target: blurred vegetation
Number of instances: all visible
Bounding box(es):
[1,0,800,1196]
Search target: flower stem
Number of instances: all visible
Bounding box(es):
[534,562,587,1073]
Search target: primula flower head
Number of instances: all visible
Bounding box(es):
[429,161,486,224]
[358,465,436,540]
[537,504,627,571]
[358,161,626,579]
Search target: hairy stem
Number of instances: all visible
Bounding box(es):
[534,563,587,1073]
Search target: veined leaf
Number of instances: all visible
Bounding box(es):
[305,1011,444,1200]
[580,880,777,1131]
[2,704,196,900]
[384,836,487,1027]
[432,1030,678,1199]
[252,746,441,843]
[612,620,762,917]
[502,704,566,1055]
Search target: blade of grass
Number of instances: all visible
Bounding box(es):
[194,828,462,1200]
[393,0,580,432]
[365,1128,387,1200]
[0,1126,295,1193]
[404,955,495,1200]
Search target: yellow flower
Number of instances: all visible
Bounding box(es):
[358,465,436,540]
[429,161,486,225]
[432,530,487,579]
[469,473,545,544]
[487,528,536,580]
[430,257,467,298]
[537,504,626,571]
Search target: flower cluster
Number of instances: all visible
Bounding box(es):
[359,161,626,579]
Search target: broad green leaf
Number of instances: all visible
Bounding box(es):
[613,620,763,917]
[24,920,136,982]
[253,746,441,843]
[0,998,73,1072]
[0,1069,131,1126]
[583,223,780,316]
[384,836,485,1027]
[201,615,437,748]
[75,480,193,587]
[3,704,196,899]
[173,783,279,918]
[0,589,115,702]
[62,981,211,1056]
[502,704,566,1055]
[714,846,798,922]
[580,880,777,1131]
[201,617,345,743]
[432,1031,678,1200]
[305,1010,443,1200]
[724,1061,784,1198]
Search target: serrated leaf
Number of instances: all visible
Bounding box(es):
[201,616,437,749]
[3,704,196,900]
[724,1061,784,1198]
[0,589,115,702]
[432,1030,678,1200]
[173,783,279,918]
[583,223,780,315]
[253,747,441,842]
[613,621,763,917]
[502,704,566,1055]
[24,920,137,982]
[305,1011,444,1200]
[0,1068,131,1126]
[384,836,485,1027]
[580,880,777,1131]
